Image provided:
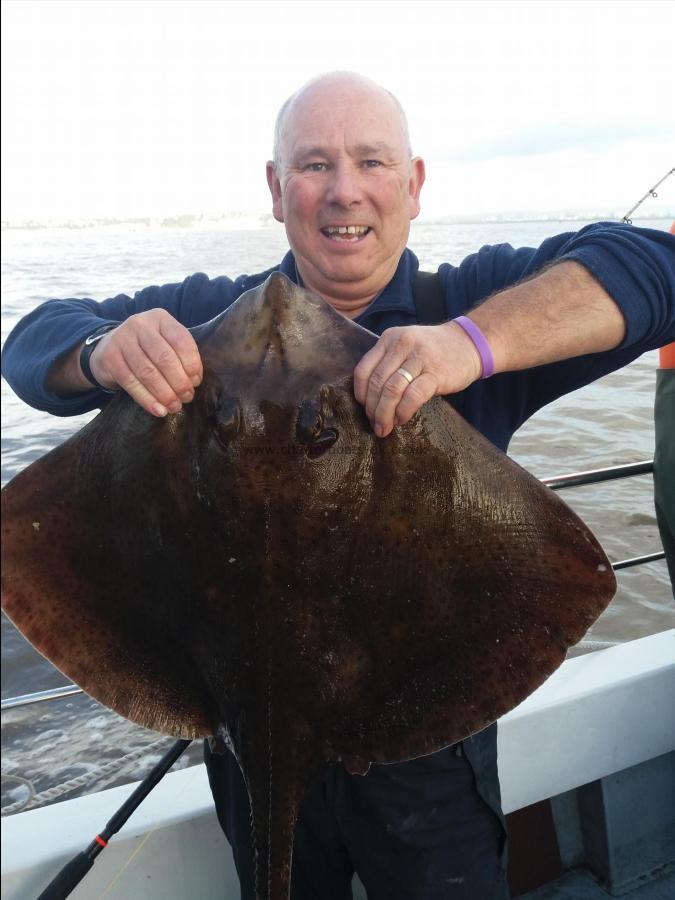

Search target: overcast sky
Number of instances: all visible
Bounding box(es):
[1,0,673,222]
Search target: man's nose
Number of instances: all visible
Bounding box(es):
[325,162,363,206]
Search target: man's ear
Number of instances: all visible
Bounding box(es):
[266,162,284,223]
[408,156,426,221]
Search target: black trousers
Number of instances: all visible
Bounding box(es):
[204,738,509,899]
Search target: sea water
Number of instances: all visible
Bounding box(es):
[1,218,673,811]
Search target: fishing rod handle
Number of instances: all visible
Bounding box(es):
[35,851,95,900]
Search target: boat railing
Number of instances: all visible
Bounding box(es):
[542,458,665,571]
[1,458,666,714]
[1,684,84,711]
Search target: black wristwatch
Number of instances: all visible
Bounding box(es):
[79,324,118,391]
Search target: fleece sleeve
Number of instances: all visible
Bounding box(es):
[444,222,674,351]
[559,224,674,349]
[439,222,675,443]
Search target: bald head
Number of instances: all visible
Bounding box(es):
[265,70,425,314]
[272,72,412,172]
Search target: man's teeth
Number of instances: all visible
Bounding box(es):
[324,226,370,235]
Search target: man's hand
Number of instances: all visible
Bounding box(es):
[88,310,203,416]
[353,322,482,437]
[48,309,203,417]
[354,261,626,438]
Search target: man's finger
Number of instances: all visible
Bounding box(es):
[353,341,387,404]
[98,349,171,417]
[137,328,197,403]
[369,363,422,436]
[158,317,203,386]
[361,330,419,421]
[364,345,422,421]
[391,373,438,427]
[118,344,185,414]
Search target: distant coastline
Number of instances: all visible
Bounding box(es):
[2,208,674,233]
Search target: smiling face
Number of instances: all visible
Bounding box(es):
[266,75,425,316]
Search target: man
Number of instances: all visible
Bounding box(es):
[3,72,674,898]
[655,340,675,595]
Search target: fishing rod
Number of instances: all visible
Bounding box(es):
[35,738,191,900]
[621,167,674,224]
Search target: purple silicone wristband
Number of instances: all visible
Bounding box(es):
[452,316,495,379]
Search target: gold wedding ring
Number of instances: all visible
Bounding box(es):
[397,367,414,384]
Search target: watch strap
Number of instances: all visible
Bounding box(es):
[79,324,118,391]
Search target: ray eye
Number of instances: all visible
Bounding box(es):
[305,429,338,459]
[209,396,240,449]
[297,401,338,458]
[297,401,323,441]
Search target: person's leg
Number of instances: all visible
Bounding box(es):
[290,764,355,900]
[204,741,354,900]
[655,365,675,596]
[204,740,256,899]
[336,745,509,900]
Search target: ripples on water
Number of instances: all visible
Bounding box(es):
[1,218,673,809]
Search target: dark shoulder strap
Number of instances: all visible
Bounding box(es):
[413,270,445,325]
[412,270,466,415]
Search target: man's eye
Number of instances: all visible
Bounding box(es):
[363,159,383,168]
[305,162,328,172]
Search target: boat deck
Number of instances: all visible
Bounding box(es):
[522,865,675,899]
